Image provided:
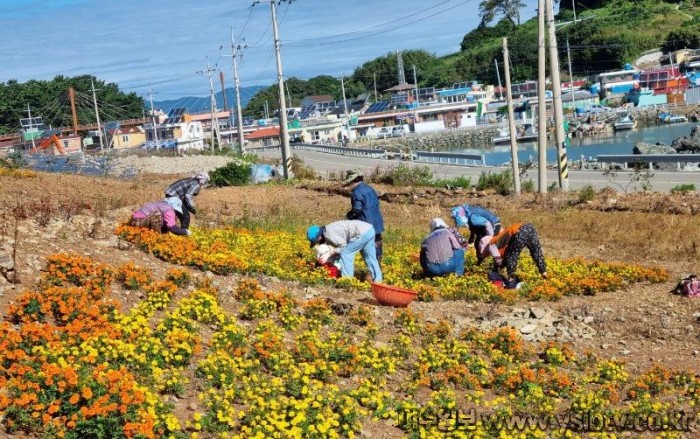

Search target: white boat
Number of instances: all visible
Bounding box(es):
[667,115,688,124]
[659,112,688,124]
[613,113,636,131]
[492,123,538,144]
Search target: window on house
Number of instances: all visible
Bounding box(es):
[121,135,129,143]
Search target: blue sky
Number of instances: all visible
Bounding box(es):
[0,0,538,101]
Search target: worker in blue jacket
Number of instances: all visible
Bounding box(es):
[343,171,385,264]
[451,204,501,246]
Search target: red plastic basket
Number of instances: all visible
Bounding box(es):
[370,282,418,307]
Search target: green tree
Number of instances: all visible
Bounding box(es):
[478,0,527,26]
[662,22,700,52]
[0,75,143,136]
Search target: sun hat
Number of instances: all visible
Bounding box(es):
[342,170,363,186]
[164,197,183,214]
[194,172,210,186]
[430,217,448,232]
[306,225,323,248]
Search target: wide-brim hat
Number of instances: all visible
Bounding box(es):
[342,171,363,186]
[164,197,183,214]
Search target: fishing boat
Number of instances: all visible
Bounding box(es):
[658,112,688,124]
[492,123,538,144]
[613,112,636,131]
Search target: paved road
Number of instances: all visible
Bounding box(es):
[258,149,699,193]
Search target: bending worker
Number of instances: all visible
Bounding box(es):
[476,222,548,282]
[451,204,501,245]
[164,172,210,229]
[306,220,382,283]
[420,218,466,278]
[129,197,190,236]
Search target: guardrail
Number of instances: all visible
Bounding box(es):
[414,151,487,166]
[292,143,387,158]
[246,145,282,153]
[597,154,700,170]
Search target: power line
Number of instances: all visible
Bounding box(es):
[284,0,475,47]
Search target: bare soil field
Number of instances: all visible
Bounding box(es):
[1,170,700,437]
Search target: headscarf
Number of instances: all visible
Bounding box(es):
[430,217,448,232]
[194,172,210,186]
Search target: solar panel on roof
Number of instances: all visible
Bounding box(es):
[299,105,316,119]
[390,93,408,105]
[364,101,390,114]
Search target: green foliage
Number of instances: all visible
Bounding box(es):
[290,155,318,181]
[476,170,514,195]
[461,19,515,51]
[349,50,440,98]
[0,75,143,136]
[478,0,526,27]
[0,151,26,169]
[521,179,535,193]
[431,176,472,189]
[370,163,434,186]
[671,183,696,194]
[209,161,251,187]
[578,184,597,203]
[662,21,700,52]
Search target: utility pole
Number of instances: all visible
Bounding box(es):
[219,71,228,112]
[205,57,220,153]
[89,79,104,151]
[494,59,504,100]
[546,0,569,191]
[25,104,36,150]
[412,64,420,124]
[148,87,160,150]
[503,38,521,195]
[270,0,292,179]
[341,74,349,141]
[68,87,79,136]
[230,28,246,153]
[567,39,576,113]
[340,74,349,117]
[412,65,420,108]
[373,72,378,103]
[537,0,547,193]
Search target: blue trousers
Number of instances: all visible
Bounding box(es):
[423,248,465,277]
[339,228,383,282]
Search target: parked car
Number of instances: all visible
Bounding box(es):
[376,128,391,139]
[391,126,405,137]
[585,104,613,114]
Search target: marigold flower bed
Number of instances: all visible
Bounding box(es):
[116,224,668,303]
[0,253,696,438]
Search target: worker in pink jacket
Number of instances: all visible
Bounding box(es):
[129,197,190,236]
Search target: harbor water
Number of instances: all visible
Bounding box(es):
[459,122,699,166]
